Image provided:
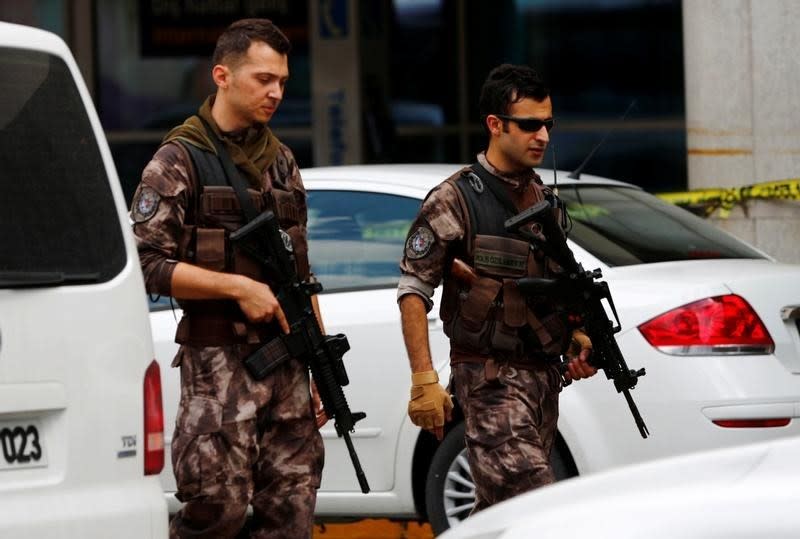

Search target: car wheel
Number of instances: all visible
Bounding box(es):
[425,422,472,535]
[424,421,575,535]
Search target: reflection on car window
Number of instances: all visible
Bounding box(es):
[560,186,765,266]
[0,48,126,284]
[307,190,420,292]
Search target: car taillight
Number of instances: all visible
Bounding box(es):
[638,294,774,356]
[143,360,164,475]
[713,418,791,428]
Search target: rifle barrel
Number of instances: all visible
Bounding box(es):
[343,432,370,493]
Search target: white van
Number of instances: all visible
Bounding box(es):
[0,22,168,538]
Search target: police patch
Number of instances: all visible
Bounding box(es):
[132,186,160,223]
[405,227,435,259]
[280,229,294,252]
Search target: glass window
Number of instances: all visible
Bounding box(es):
[560,186,765,266]
[307,190,421,292]
[95,1,313,201]
[0,1,66,36]
[0,47,126,286]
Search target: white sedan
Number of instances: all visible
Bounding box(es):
[438,434,800,539]
[150,164,800,533]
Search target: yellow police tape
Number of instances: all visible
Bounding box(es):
[657,178,800,218]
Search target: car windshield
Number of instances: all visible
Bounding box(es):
[558,185,765,266]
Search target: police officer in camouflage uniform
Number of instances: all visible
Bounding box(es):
[398,64,598,514]
[131,19,325,539]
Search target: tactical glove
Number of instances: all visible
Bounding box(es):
[568,329,592,359]
[408,370,453,432]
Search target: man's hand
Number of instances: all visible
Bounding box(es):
[408,370,453,441]
[564,329,597,382]
[170,263,290,334]
[310,379,328,429]
[235,277,290,334]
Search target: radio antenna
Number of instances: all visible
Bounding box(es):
[551,144,558,195]
[568,100,637,180]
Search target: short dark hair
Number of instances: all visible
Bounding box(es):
[212,19,291,67]
[478,64,550,123]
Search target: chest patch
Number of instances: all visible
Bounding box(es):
[405,226,435,259]
[132,186,161,223]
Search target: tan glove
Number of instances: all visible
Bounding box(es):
[565,329,597,382]
[408,370,454,439]
[568,329,593,359]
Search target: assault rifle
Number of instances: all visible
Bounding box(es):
[230,211,371,492]
[503,200,649,438]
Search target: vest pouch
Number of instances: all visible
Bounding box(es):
[201,186,264,226]
[273,188,302,224]
[502,279,527,327]
[195,228,226,272]
[443,276,502,354]
[491,320,523,356]
[525,308,569,357]
[539,311,570,356]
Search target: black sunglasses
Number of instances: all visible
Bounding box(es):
[495,114,555,133]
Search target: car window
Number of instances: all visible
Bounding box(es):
[559,185,765,266]
[0,47,126,286]
[307,190,420,292]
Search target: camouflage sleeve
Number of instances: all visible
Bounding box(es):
[130,142,191,296]
[398,180,466,303]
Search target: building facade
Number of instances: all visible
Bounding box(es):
[3,0,796,261]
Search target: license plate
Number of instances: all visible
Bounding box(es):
[0,420,47,470]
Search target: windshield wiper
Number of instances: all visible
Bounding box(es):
[0,271,101,288]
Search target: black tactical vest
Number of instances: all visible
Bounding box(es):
[173,141,307,346]
[439,164,570,360]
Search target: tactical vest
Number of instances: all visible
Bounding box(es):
[173,141,308,346]
[439,165,570,361]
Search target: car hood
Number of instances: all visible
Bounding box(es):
[439,435,800,539]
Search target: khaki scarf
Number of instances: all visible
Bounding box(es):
[162,95,280,188]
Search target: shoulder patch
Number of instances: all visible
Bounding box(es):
[131,186,161,223]
[405,226,435,260]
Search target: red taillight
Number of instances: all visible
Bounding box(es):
[713,418,791,428]
[638,294,774,355]
[143,360,164,475]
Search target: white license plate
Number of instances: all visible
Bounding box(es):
[0,420,47,470]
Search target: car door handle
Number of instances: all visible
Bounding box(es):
[781,305,800,321]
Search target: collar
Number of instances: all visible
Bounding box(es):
[477,152,540,192]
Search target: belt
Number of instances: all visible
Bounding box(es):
[449,346,559,371]
[175,314,280,347]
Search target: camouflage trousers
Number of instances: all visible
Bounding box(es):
[452,360,562,514]
[169,344,324,539]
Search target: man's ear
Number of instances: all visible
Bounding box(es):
[212,64,230,90]
[485,115,502,136]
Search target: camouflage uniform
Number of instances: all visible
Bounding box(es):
[133,140,324,539]
[398,153,563,513]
